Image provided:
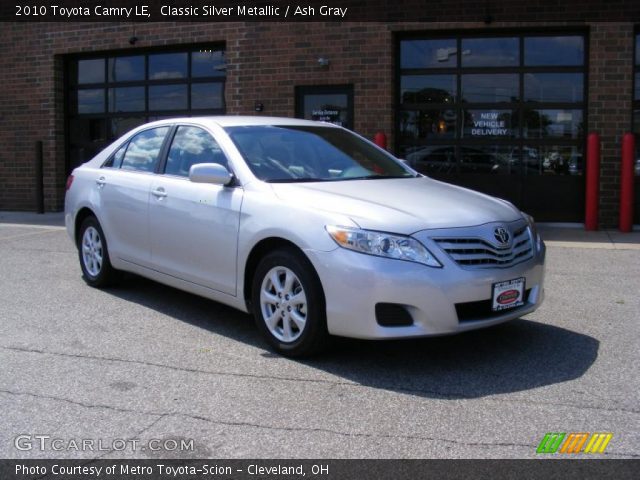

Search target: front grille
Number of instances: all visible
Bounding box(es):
[433,224,533,268]
[456,289,532,323]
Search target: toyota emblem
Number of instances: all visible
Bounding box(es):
[494,227,510,245]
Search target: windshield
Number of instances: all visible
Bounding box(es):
[224,125,415,183]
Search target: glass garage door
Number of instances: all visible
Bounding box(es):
[397,32,586,222]
[66,46,226,173]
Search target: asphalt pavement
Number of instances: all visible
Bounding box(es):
[0,213,638,459]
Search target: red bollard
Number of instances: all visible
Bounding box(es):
[619,132,636,233]
[373,131,387,150]
[585,132,600,231]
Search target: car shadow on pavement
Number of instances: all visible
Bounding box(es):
[109,274,599,399]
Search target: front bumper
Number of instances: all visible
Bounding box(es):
[304,240,545,340]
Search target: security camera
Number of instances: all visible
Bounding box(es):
[129,36,138,46]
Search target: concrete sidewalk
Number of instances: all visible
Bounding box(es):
[1,210,639,249]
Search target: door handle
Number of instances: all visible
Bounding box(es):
[96,177,106,187]
[151,187,167,198]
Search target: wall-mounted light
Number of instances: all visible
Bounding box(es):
[317,57,330,67]
[255,101,264,112]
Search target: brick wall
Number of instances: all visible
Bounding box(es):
[588,23,635,228]
[0,21,637,228]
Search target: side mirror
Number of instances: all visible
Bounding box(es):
[189,163,233,186]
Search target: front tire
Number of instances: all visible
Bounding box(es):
[77,216,119,288]
[252,248,328,357]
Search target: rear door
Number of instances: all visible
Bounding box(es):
[148,125,243,295]
[97,126,170,265]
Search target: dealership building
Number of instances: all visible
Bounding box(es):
[0,16,639,227]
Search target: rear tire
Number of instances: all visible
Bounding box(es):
[252,248,328,357]
[77,216,119,288]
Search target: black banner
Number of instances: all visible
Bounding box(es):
[1,459,639,480]
[2,0,640,22]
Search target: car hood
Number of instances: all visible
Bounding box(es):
[270,176,521,234]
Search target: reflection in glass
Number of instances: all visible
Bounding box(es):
[524,36,584,66]
[149,53,188,80]
[191,83,224,109]
[121,127,170,172]
[459,146,516,174]
[78,59,104,84]
[110,117,146,138]
[523,109,583,139]
[461,38,518,66]
[400,75,456,104]
[400,39,457,69]
[108,56,144,82]
[524,145,583,175]
[636,34,640,65]
[77,89,105,114]
[524,73,583,103]
[149,84,188,110]
[404,145,456,174]
[108,87,144,112]
[461,74,518,103]
[399,110,456,140]
[462,110,515,139]
[166,126,226,177]
[192,50,226,77]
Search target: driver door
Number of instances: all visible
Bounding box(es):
[148,125,242,295]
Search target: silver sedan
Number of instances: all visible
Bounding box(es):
[65,116,545,356]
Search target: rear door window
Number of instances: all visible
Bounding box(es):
[120,126,170,172]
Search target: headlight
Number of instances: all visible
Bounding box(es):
[325,225,441,267]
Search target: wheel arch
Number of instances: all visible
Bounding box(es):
[74,207,98,248]
[243,237,324,311]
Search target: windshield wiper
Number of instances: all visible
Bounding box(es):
[266,178,330,183]
[347,174,416,180]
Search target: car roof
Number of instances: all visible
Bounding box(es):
[141,116,340,129]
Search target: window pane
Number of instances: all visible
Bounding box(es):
[634,110,640,134]
[108,87,145,112]
[636,35,640,65]
[121,127,170,172]
[108,56,144,82]
[149,53,188,80]
[524,73,584,103]
[78,59,104,84]
[524,36,584,66]
[110,117,146,139]
[460,145,515,174]
[635,74,640,101]
[523,109,583,139]
[462,110,515,139]
[404,145,456,174]
[400,75,456,104]
[302,93,349,127]
[523,145,583,175]
[191,83,224,109]
[192,50,226,77]
[77,89,105,114]
[165,126,227,177]
[461,38,519,67]
[399,110,456,141]
[461,74,518,103]
[400,39,457,69]
[149,84,187,110]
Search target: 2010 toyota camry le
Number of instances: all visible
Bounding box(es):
[65,116,545,356]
